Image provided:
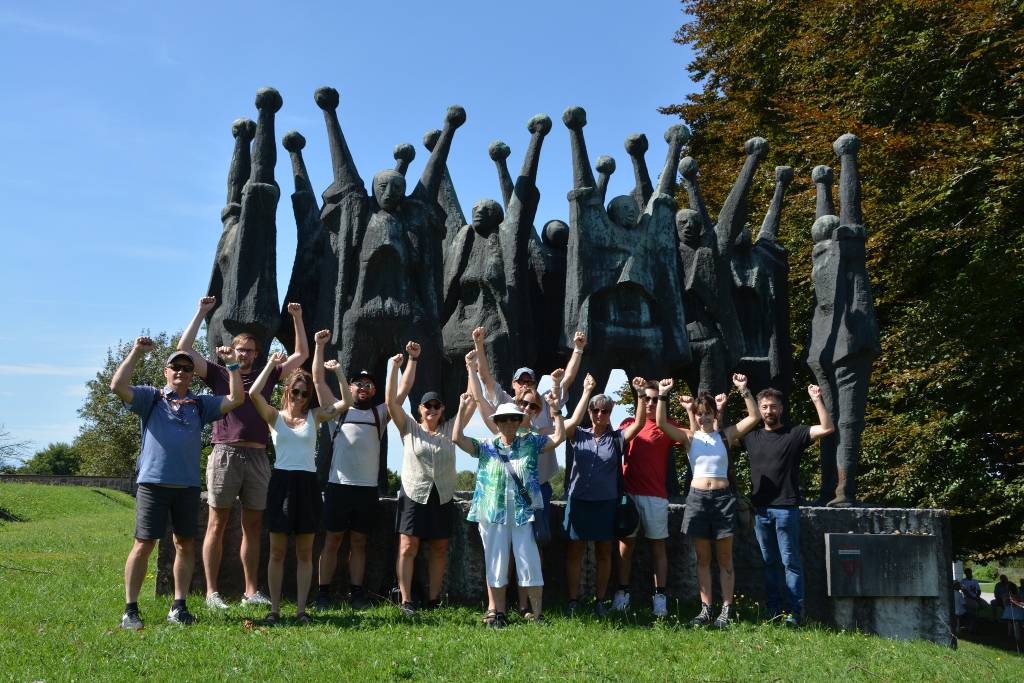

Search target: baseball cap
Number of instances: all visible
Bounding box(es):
[513,367,536,382]
[165,351,194,367]
[349,370,376,385]
[419,391,444,406]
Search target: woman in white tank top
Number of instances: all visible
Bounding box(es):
[654,373,761,628]
[249,332,352,625]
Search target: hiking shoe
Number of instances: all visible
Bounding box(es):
[611,590,630,612]
[167,605,197,625]
[594,599,611,617]
[119,611,144,630]
[566,599,580,617]
[714,604,733,629]
[257,612,280,627]
[313,593,332,612]
[400,601,417,616]
[205,592,229,610]
[241,591,271,606]
[349,590,372,611]
[689,603,713,627]
[295,612,313,626]
[489,611,507,629]
[652,593,668,618]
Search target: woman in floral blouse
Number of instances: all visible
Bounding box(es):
[453,392,564,628]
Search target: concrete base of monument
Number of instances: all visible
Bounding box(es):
[156,495,952,645]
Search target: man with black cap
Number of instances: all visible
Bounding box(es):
[315,340,419,610]
[110,337,244,629]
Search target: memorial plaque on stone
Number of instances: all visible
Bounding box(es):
[825,533,939,597]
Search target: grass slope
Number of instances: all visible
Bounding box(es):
[0,483,1019,682]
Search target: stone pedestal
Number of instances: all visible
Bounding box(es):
[156,495,952,645]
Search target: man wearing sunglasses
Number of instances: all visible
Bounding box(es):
[111,338,245,629]
[177,296,309,609]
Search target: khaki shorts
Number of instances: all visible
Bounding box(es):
[628,494,670,540]
[206,444,271,509]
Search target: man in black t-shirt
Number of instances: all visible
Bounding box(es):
[742,385,833,626]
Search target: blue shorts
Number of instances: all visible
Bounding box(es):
[564,497,616,541]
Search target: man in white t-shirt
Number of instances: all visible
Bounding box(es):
[314,342,418,609]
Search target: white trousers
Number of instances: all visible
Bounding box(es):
[477,519,544,588]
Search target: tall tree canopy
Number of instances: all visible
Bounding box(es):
[664,0,1024,558]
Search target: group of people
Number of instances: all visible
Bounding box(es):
[954,569,1024,643]
[113,296,834,630]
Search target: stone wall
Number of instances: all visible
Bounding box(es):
[0,474,133,494]
[156,495,952,645]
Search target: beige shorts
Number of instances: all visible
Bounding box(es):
[628,494,670,540]
[206,444,271,510]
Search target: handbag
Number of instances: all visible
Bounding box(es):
[610,431,641,539]
[494,441,551,547]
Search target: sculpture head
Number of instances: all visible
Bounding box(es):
[675,208,703,248]
[542,220,569,249]
[812,215,840,243]
[372,170,406,212]
[607,195,638,229]
[734,227,752,250]
[471,199,503,233]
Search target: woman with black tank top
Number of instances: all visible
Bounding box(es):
[248,333,352,625]
[654,373,760,628]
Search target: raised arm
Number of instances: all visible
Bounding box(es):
[563,106,597,191]
[278,303,309,376]
[177,297,216,378]
[418,105,467,202]
[757,166,794,242]
[506,114,551,230]
[312,330,352,423]
[594,155,616,204]
[812,165,836,220]
[564,373,597,439]
[679,394,696,432]
[465,350,497,433]
[110,336,154,403]
[722,373,760,446]
[218,346,245,415]
[452,392,479,455]
[654,378,691,445]
[560,331,587,393]
[541,391,566,452]
[678,156,714,238]
[622,376,648,443]
[489,140,514,209]
[624,133,653,211]
[716,137,769,253]
[396,341,419,405]
[655,124,691,198]
[248,351,284,425]
[393,143,416,177]
[833,133,863,227]
[807,384,836,441]
[385,352,409,435]
[471,327,498,403]
[314,86,364,199]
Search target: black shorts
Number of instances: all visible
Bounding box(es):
[563,497,617,542]
[264,469,322,535]
[323,483,380,534]
[395,485,454,540]
[681,487,736,540]
[135,484,200,540]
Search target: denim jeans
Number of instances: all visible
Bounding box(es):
[753,506,804,618]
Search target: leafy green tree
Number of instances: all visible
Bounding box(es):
[18,442,81,475]
[665,0,1024,557]
[75,332,211,478]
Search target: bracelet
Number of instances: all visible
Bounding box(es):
[739,389,752,398]
[226,363,240,372]
[659,394,669,399]
[573,348,583,355]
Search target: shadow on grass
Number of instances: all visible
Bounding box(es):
[0,506,24,522]
[90,488,134,508]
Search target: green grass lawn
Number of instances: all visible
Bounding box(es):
[0,483,1020,682]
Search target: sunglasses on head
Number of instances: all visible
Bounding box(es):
[168,364,194,373]
[494,415,523,424]
[516,400,541,412]
[589,407,611,415]
[422,402,443,410]
[290,388,310,398]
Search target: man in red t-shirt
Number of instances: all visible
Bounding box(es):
[613,380,683,618]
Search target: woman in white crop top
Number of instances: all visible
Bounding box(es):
[654,373,760,628]
[249,335,351,625]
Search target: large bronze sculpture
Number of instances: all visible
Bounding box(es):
[204,87,878,506]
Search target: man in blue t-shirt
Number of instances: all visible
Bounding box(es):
[742,385,833,626]
[110,336,244,630]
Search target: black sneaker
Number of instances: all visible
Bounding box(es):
[490,611,507,629]
[714,604,733,629]
[400,601,416,617]
[167,605,197,625]
[119,611,144,630]
[689,603,712,628]
[313,593,332,612]
[566,599,580,617]
[424,598,442,611]
[349,590,371,611]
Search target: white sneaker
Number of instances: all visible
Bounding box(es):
[611,590,630,612]
[652,593,668,618]
[206,592,229,610]
[241,591,271,606]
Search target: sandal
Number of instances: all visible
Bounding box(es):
[482,609,497,626]
[295,613,313,626]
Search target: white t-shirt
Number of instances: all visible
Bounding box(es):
[485,380,566,483]
[328,404,390,486]
[270,411,317,472]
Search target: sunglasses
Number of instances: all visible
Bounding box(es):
[642,396,658,403]
[352,380,374,389]
[589,407,611,415]
[290,388,310,398]
[494,415,523,424]
[422,402,443,410]
[167,364,194,373]
[516,400,541,412]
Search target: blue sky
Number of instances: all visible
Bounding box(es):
[0,1,697,470]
